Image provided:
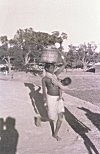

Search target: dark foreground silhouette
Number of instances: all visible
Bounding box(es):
[0,117,19,154]
[64,107,99,154]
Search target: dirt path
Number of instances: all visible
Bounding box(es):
[0,78,100,154]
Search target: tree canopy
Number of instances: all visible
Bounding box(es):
[0,28,67,71]
[0,28,100,71]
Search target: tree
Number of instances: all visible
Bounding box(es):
[52,31,67,48]
[0,29,68,71]
[0,36,12,73]
[13,28,65,65]
[52,31,68,64]
[67,42,97,69]
[77,42,97,70]
[66,45,77,68]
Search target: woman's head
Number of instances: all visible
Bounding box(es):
[44,63,56,73]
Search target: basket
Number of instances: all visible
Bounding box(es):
[40,49,58,63]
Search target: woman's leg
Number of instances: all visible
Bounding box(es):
[53,112,63,141]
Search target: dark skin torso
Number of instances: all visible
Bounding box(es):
[43,76,60,96]
[42,57,67,98]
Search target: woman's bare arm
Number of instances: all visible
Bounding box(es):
[55,51,67,76]
[42,77,48,105]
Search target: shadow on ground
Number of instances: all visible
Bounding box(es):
[64,107,99,154]
[24,83,49,123]
[0,117,19,154]
[78,107,100,132]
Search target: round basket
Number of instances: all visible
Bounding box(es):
[40,49,58,63]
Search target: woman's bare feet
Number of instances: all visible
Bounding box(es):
[53,134,61,141]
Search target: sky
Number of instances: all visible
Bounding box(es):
[0,0,100,47]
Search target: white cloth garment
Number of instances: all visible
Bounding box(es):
[47,94,65,121]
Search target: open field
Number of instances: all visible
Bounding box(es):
[1,69,100,107]
[17,70,100,107]
[63,70,100,107]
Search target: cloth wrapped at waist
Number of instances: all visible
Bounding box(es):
[47,94,65,120]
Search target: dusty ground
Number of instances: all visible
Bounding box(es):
[0,70,100,154]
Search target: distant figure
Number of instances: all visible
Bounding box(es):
[4,66,8,75]
[11,73,14,79]
[5,70,8,75]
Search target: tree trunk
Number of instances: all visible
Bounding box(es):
[82,58,88,71]
[3,56,11,74]
[24,51,31,65]
[82,53,88,71]
[8,56,11,74]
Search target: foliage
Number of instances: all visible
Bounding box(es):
[13,28,65,65]
[66,42,98,69]
[1,28,100,71]
[0,28,67,71]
